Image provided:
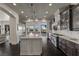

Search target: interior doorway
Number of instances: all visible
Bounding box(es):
[0,10,10,44]
[5,25,10,35]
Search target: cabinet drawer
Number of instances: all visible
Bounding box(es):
[66,47,76,56]
[75,44,79,56]
[76,50,79,56]
[58,36,77,56]
[59,42,67,54]
[66,48,73,56]
[76,44,79,49]
[66,41,75,48]
[59,38,67,44]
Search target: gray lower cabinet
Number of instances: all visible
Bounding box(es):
[75,44,79,56]
[59,38,67,54]
[50,34,58,47]
[59,37,77,56]
[66,40,76,56]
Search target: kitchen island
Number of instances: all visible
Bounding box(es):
[20,36,42,56]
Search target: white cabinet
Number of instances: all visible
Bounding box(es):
[20,39,31,55]
[32,39,42,55]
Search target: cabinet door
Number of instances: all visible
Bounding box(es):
[76,49,79,56]
[61,39,67,53]
[66,40,76,56]
[32,39,42,55]
[59,37,76,56]
[20,39,32,55]
[75,44,79,56]
[59,38,66,53]
[72,6,79,30]
[59,37,62,49]
[66,47,73,56]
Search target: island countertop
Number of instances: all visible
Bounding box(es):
[20,35,42,39]
[20,36,42,40]
[20,36,42,55]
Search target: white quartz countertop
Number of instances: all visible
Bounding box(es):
[20,33,42,39]
[51,30,79,44]
[59,35,79,44]
[20,35,42,39]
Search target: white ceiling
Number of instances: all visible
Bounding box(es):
[5,3,70,21]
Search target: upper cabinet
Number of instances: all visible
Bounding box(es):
[60,8,70,30]
[72,5,79,31]
[52,9,60,31]
[59,4,79,31]
[54,5,78,31]
[52,5,79,31]
[53,6,70,31]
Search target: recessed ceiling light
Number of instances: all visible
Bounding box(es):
[45,11,48,14]
[21,11,24,14]
[49,3,52,6]
[13,3,16,6]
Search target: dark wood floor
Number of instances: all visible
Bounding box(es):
[0,42,20,56]
[45,39,66,56]
[0,39,66,56]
